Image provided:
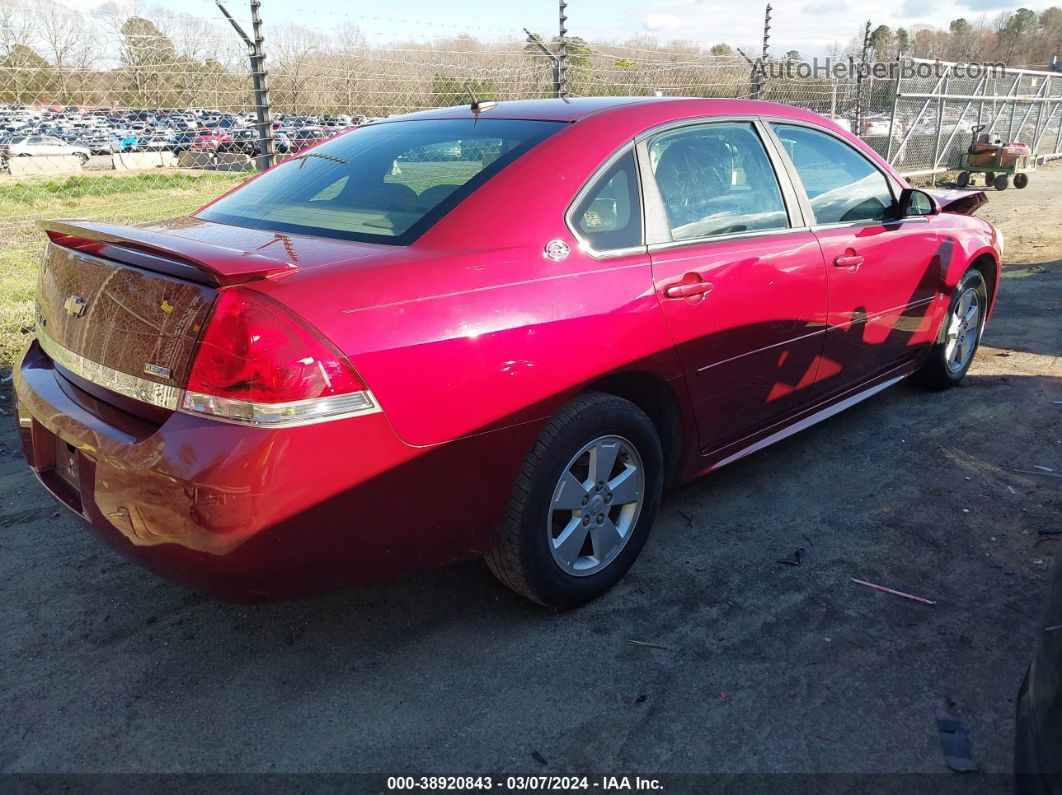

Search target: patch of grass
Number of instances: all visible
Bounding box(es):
[0,171,244,368]
[0,171,238,207]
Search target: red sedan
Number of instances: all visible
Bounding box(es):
[14,98,1002,606]
[190,129,232,151]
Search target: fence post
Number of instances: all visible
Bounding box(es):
[885,56,901,164]
[525,29,561,98]
[931,71,949,180]
[557,0,569,98]
[249,0,275,170]
[855,20,871,138]
[215,0,275,171]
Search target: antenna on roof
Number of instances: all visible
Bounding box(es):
[464,82,497,116]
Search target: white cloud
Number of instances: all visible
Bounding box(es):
[643,13,683,32]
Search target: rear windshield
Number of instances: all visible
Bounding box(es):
[198,118,564,245]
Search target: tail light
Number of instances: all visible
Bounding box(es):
[181,287,378,426]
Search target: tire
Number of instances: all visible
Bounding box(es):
[1013,172,1029,189]
[956,171,970,188]
[485,392,664,608]
[984,171,994,186]
[912,268,988,390]
[994,173,1009,190]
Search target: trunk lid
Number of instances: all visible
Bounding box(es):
[35,236,218,401]
[35,216,401,409]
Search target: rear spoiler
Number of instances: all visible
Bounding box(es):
[40,219,297,286]
[923,188,988,216]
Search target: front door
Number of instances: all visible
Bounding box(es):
[770,123,943,392]
[644,121,830,454]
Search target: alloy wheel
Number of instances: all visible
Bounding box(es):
[944,288,981,373]
[547,435,644,576]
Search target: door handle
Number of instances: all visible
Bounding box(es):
[834,254,864,268]
[664,279,713,299]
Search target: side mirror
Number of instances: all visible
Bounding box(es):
[898,187,939,218]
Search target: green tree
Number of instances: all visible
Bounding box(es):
[0,44,56,103]
[895,28,911,55]
[119,16,177,106]
[709,43,733,56]
[869,25,893,59]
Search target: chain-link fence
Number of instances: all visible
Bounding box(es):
[1,1,1061,361]
[880,57,1062,179]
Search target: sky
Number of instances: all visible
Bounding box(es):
[65,0,1060,57]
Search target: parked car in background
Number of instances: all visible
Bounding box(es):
[83,134,115,155]
[110,133,139,152]
[13,98,1002,606]
[223,128,264,157]
[289,127,330,153]
[860,114,908,138]
[273,131,293,155]
[2,134,89,162]
[1016,560,1062,792]
[171,131,198,153]
[191,129,232,151]
[136,132,175,152]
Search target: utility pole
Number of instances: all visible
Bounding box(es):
[558,0,569,98]
[216,0,275,171]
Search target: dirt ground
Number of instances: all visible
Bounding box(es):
[0,164,1060,780]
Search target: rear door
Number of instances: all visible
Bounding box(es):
[768,123,941,392]
[642,119,829,454]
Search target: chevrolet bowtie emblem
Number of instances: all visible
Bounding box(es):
[63,295,87,318]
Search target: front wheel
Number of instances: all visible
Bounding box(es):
[994,173,1009,190]
[485,392,664,608]
[912,268,988,390]
[1013,172,1029,189]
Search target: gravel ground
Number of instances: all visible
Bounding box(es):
[0,164,1060,779]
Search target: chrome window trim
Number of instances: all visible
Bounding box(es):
[809,215,931,232]
[563,141,648,261]
[647,223,813,254]
[38,328,182,411]
[36,328,382,427]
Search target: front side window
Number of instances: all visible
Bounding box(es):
[570,151,642,251]
[772,123,895,225]
[199,118,563,245]
[647,122,788,241]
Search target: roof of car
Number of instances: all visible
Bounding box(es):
[376,96,829,126]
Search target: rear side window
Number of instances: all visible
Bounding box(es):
[570,151,642,251]
[199,118,563,245]
[647,122,788,241]
[772,124,895,225]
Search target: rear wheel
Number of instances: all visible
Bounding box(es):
[984,171,995,186]
[956,171,970,188]
[912,268,988,390]
[485,392,663,608]
[994,173,1009,190]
